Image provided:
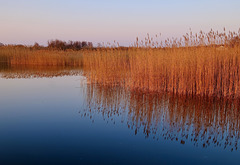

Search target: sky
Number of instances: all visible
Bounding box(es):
[0,0,240,46]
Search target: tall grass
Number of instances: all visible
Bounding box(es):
[83,29,240,99]
[0,46,84,66]
[1,29,240,99]
[83,46,240,99]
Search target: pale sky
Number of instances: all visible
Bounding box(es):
[1,0,240,46]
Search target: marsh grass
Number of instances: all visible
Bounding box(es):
[0,46,84,66]
[83,29,240,99]
[83,45,240,99]
[1,29,240,99]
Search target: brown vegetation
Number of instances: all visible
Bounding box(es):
[0,46,84,66]
[83,29,240,99]
[1,29,240,99]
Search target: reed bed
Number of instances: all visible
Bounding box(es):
[83,29,240,99]
[0,46,84,66]
[1,29,240,99]
[83,46,240,99]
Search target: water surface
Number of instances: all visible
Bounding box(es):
[0,66,240,165]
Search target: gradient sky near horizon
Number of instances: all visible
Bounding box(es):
[1,0,240,46]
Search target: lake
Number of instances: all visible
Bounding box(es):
[0,66,240,165]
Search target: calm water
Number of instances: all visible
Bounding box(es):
[0,66,240,165]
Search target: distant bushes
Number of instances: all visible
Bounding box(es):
[0,39,94,51]
[47,39,93,50]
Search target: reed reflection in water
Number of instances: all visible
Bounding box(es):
[1,64,239,152]
[0,64,82,79]
[81,83,240,151]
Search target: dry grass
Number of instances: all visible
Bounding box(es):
[0,46,84,66]
[83,29,240,99]
[83,46,240,99]
[1,29,240,99]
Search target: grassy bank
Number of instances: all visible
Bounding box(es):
[1,29,240,99]
[0,46,84,66]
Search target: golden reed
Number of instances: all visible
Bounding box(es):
[0,29,240,99]
[83,29,240,99]
[0,46,84,66]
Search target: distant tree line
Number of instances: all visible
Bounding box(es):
[0,39,94,50]
[1,35,240,50]
[47,39,93,50]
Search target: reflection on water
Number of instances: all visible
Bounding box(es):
[0,64,82,78]
[1,65,240,164]
[82,84,240,151]
[1,65,240,152]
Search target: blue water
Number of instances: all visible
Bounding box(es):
[0,74,240,165]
